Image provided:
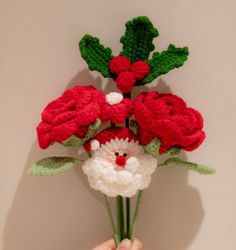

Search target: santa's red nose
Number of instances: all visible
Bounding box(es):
[115,155,126,167]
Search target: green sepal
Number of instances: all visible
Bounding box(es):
[143,139,180,157]
[161,157,216,174]
[143,139,160,157]
[62,119,101,148]
[143,44,189,83]
[79,35,113,77]
[120,16,159,63]
[28,157,79,176]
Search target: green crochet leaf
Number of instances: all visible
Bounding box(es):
[120,16,159,63]
[143,139,181,157]
[161,157,215,174]
[79,35,113,77]
[143,44,189,83]
[143,139,160,157]
[28,157,79,176]
[62,119,101,148]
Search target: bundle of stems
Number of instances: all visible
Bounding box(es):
[103,191,143,246]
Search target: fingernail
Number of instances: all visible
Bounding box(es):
[117,239,132,250]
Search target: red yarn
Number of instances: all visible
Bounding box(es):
[109,56,131,75]
[100,98,133,124]
[37,85,105,149]
[84,127,138,151]
[134,92,205,153]
[109,56,150,93]
[116,72,136,93]
[115,155,126,167]
[131,61,150,80]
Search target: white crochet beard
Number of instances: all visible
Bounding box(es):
[82,139,158,197]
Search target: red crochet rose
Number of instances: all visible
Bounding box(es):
[100,92,133,124]
[134,92,205,153]
[37,85,105,149]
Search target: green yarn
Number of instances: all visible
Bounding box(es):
[79,35,113,77]
[143,139,160,157]
[28,157,79,176]
[62,119,101,148]
[143,139,181,157]
[78,16,189,83]
[160,157,216,174]
[143,44,189,83]
[120,16,159,63]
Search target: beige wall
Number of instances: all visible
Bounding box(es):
[1,0,236,249]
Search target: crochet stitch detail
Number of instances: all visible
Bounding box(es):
[79,34,113,77]
[120,16,159,63]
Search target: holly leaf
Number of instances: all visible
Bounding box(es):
[120,16,159,63]
[28,157,79,176]
[160,157,215,174]
[143,44,189,83]
[79,35,113,77]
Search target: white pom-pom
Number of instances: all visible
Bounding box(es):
[90,139,100,150]
[106,92,123,105]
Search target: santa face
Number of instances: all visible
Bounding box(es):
[82,138,158,197]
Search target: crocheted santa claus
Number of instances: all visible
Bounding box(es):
[82,127,158,197]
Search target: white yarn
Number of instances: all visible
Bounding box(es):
[105,92,123,105]
[82,138,157,197]
[90,139,100,150]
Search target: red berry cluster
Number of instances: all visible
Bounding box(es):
[109,56,150,93]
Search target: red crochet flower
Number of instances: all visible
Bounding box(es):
[37,85,105,149]
[109,56,150,93]
[134,92,205,153]
[100,92,133,124]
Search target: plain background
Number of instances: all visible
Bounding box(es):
[1,0,236,249]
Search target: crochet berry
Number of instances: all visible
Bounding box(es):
[116,71,136,93]
[109,56,131,75]
[131,61,150,80]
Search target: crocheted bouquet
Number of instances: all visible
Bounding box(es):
[28,16,215,245]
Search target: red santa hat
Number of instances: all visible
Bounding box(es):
[84,127,138,152]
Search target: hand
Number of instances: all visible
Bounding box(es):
[92,238,143,250]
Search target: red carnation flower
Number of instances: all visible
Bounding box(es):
[134,92,205,153]
[100,92,133,124]
[37,85,105,149]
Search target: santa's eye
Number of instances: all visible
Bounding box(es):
[123,153,128,157]
[115,152,119,156]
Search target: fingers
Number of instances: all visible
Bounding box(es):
[117,238,143,250]
[117,239,132,250]
[92,238,116,250]
[131,239,143,250]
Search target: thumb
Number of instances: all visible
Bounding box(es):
[117,239,132,250]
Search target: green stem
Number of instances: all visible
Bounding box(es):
[103,195,119,246]
[130,190,143,241]
[126,197,131,239]
[117,195,125,241]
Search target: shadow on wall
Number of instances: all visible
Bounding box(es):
[3,69,204,250]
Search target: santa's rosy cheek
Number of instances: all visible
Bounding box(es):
[105,156,116,164]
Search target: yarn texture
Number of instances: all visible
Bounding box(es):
[82,136,157,197]
[134,91,205,153]
[37,85,105,149]
[30,15,215,244]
